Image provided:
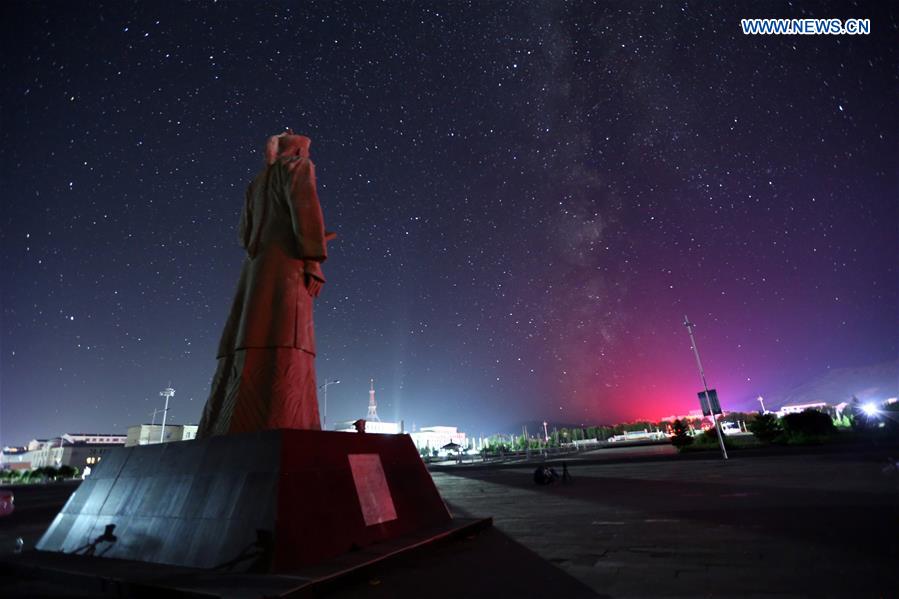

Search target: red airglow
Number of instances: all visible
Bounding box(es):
[556,328,751,425]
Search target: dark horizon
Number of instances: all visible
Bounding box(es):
[2,2,896,447]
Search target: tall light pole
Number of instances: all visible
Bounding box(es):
[542,421,549,443]
[319,379,340,430]
[683,316,728,460]
[159,386,175,444]
[757,395,766,414]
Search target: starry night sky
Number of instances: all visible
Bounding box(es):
[2,1,896,445]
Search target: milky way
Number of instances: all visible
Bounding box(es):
[2,2,896,444]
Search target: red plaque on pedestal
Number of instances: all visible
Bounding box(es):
[348,454,398,526]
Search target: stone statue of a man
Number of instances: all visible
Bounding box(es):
[197,131,332,438]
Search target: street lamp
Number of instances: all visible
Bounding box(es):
[159,386,175,444]
[318,379,341,430]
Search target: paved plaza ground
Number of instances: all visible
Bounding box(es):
[430,444,899,597]
[2,442,898,597]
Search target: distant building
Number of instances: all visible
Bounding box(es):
[409,426,468,454]
[333,419,472,455]
[125,424,198,446]
[62,433,127,445]
[660,411,704,423]
[1,434,125,471]
[775,402,830,418]
[333,379,403,434]
[27,438,50,451]
[607,429,668,443]
[1,446,31,471]
[334,420,403,434]
[720,421,747,435]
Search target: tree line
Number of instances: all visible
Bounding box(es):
[0,465,80,483]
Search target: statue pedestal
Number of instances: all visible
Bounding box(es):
[36,430,452,572]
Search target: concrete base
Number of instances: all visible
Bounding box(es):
[35,430,453,572]
[6,517,491,598]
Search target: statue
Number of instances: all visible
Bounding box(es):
[197,131,333,438]
[36,132,460,577]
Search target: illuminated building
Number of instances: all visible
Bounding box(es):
[124,423,198,446]
[1,434,125,470]
[409,426,468,455]
[334,379,403,434]
[775,402,832,418]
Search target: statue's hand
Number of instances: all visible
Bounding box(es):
[305,273,323,298]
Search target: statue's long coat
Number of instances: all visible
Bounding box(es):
[216,137,327,358]
[197,134,328,438]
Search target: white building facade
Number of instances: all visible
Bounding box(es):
[409,426,468,455]
[125,424,198,446]
[1,434,126,471]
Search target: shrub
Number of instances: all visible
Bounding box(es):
[670,419,693,451]
[845,397,870,431]
[693,427,725,448]
[21,470,40,482]
[40,466,61,480]
[748,413,781,443]
[843,401,898,439]
[57,465,78,479]
[882,403,899,436]
[781,410,836,438]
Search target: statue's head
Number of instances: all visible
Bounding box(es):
[265,130,311,165]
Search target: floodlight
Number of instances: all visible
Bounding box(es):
[861,402,879,417]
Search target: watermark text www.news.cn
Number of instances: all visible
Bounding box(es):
[741,18,870,35]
